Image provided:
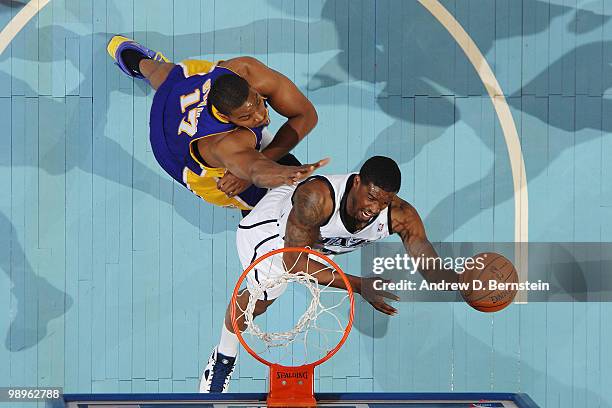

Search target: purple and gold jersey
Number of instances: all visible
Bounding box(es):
[149,59,268,210]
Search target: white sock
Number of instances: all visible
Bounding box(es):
[217,322,239,358]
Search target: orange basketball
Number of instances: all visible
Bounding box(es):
[459,252,518,312]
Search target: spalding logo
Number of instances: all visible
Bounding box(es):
[276,371,309,380]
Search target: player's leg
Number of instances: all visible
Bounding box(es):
[106,35,173,89]
[201,240,286,392]
[200,290,276,393]
[138,59,176,90]
[200,221,285,392]
[224,288,276,334]
[219,288,276,361]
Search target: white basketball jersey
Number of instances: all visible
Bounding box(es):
[236,174,392,301]
[272,174,392,255]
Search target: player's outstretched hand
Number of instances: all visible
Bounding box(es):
[218,171,252,197]
[282,158,330,186]
[359,276,399,316]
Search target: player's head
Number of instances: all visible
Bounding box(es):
[348,156,401,223]
[209,74,270,128]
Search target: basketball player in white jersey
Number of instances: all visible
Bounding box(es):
[200,156,459,392]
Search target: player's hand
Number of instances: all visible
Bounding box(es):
[281,158,330,186]
[359,276,399,316]
[218,171,252,197]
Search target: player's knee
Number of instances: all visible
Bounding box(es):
[253,298,275,315]
[144,61,175,89]
[138,59,158,77]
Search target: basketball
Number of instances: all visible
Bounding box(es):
[459,252,518,313]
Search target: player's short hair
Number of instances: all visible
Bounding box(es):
[359,156,401,193]
[209,74,250,115]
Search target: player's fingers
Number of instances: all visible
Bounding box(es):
[293,163,322,180]
[378,290,400,301]
[218,182,234,196]
[226,176,250,196]
[218,176,235,190]
[219,180,231,190]
[293,158,330,177]
[227,179,241,192]
[310,157,330,169]
[374,302,397,316]
[381,302,398,315]
[297,164,316,174]
[297,159,330,175]
[289,170,312,183]
[223,184,239,197]
[287,163,325,185]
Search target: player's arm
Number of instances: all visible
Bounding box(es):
[283,180,360,291]
[390,197,458,284]
[283,180,397,315]
[230,57,318,161]
[204,128,328,189]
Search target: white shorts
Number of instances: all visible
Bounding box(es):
[236,217,287,301]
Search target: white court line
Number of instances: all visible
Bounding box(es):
[0,0,51,56]
[419,0,529,302]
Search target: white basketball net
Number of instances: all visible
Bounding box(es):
[235,250,352,365]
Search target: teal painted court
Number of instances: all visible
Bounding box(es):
[1,0,612,407]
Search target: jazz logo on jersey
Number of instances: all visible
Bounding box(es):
[320,237,371,250]
[178,79,212,137]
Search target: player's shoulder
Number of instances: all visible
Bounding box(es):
[294,177,334,201]
[219,57,278,94]
[219,56,267,79]
[291,177,335,223]
[389,197,424,234]
[390,196,418,216]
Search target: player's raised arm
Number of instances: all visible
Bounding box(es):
[390,197,458,284]
[205,128,329,189]
[226,57,318,161]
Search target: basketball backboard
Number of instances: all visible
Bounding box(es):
[62,392,540,407]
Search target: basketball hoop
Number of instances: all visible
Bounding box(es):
[230,247,355,407]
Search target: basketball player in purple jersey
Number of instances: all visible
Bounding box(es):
[107,35,327,211]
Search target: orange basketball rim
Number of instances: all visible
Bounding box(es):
[230,247,355,407]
